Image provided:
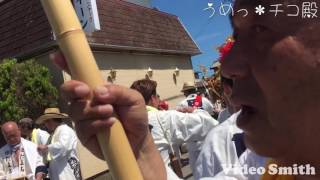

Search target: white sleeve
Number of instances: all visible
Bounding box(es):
[201,97,214,115]
[47,128,76,160]
[194,128,224,179]
[166,110,219,145]
[38,129,50,145]
[35,150,45,167]
[194,114,244,180]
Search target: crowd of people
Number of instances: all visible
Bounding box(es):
[55,0,320,179]
[1,0,320,179]
[0,75,225,180]
[130,79,219,179]
[0,108,81,180]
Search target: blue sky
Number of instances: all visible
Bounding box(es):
[151,0,233,76]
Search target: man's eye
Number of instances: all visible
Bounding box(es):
[252,24,269,33]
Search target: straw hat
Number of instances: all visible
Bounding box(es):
[181,82,196,92]
[36,108,68,124]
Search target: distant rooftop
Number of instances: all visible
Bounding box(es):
[0,0,200,59]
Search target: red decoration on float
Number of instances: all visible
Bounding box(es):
[219,40,234,62]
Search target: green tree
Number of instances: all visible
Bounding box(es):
[0,59,58,123]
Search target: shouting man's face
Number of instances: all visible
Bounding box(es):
[222,0,320,166]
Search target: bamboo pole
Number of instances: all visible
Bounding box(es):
[40,0,143,179]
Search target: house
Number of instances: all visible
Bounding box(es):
[0,0,200,108]
[0,0,201,178]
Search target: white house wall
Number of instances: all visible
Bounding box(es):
[61,51,195,109]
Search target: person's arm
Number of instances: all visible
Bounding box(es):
[166,109,219,144]
[53,51,167,180]
[35,144,47,180]
[38,129,50,145]
[60,80,166,180]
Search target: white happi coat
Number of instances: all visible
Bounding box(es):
[194,112,243,179]
[48,124,81,180]
[0,138,44,180]
[177,94,216,174]
[195,111,267,180]
[31,128,50,145]
[147,106,219,179]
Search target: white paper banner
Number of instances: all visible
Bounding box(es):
[73,0,101,33]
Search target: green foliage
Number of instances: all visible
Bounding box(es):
[0,59,58,123]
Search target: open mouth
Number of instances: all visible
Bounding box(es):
[237,105,258,128]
